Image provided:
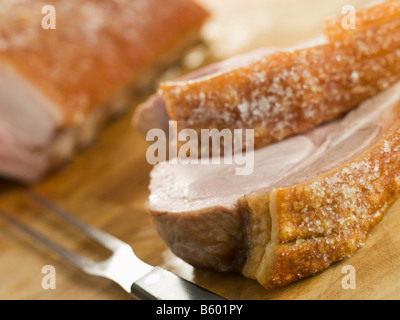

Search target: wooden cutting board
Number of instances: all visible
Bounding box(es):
[2,0,399,300]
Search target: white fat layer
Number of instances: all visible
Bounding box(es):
[0,59,63,148]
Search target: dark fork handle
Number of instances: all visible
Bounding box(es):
[131,267,226,300]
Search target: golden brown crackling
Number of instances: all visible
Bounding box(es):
[263,229,367,289]
[263,188,396,289]
[0,0,209,127]
[325,0,400,41]
[242,118,400,289]
[274,121,400,243]
[161,1,400,150]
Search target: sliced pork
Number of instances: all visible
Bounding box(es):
[135,0,400,151]
[149,80,400,288]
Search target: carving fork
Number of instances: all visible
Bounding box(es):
[0,192,225,300]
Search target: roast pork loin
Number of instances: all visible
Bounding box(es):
[149,79,400,289]
[0,0,209,182]
[135,0,400,151]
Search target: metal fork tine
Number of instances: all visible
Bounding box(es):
[1,201,154,293]
[0,210,96,272]
[28,191,127,251]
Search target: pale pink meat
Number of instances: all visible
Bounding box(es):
[148,81,400,271]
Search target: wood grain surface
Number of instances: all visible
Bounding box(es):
[2,0,399,300]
